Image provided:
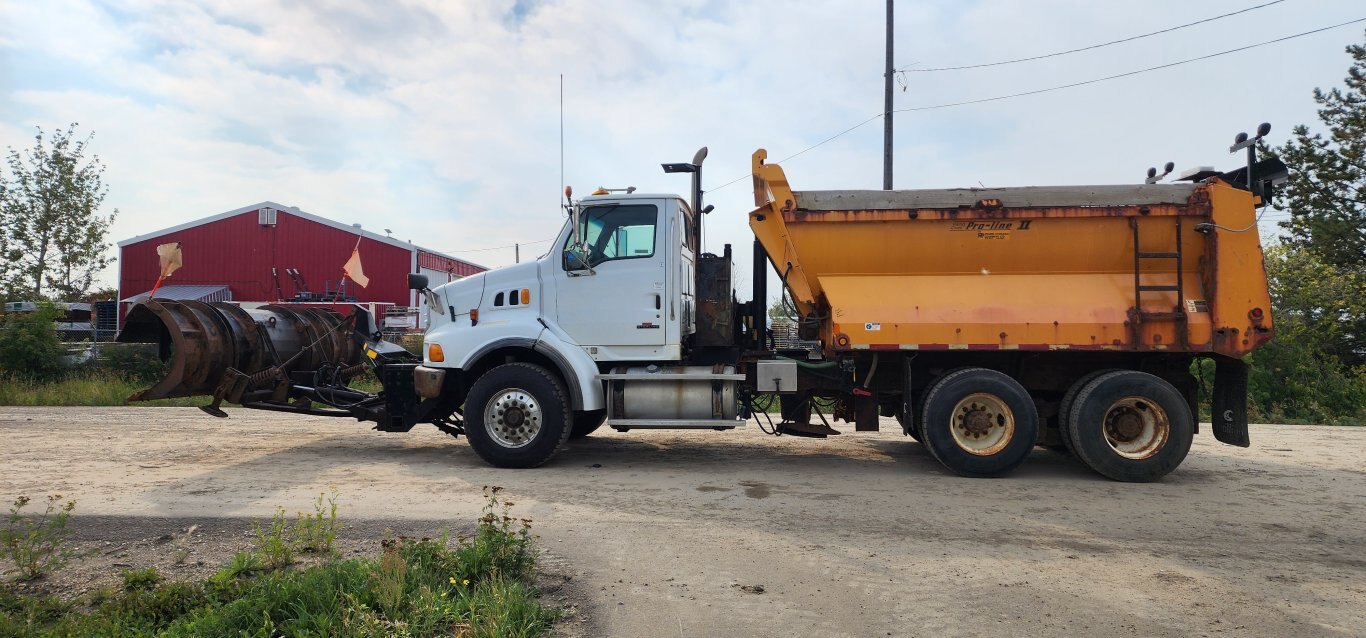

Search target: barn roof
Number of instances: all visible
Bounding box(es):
[116,201,485,270]
[120,284,232,304]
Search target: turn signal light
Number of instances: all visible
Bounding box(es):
[427,343,445,362]
[470,308,479,326]
[520,289,531,305]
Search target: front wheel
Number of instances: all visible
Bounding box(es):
[1063,371,1193,482]
[464,363,572,468]
[919,368,1038,478]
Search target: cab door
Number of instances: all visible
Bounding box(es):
[555,202,668,352]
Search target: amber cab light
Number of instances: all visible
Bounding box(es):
[470,308,479,326]
[427,343,445,362]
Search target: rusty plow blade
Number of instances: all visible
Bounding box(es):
[116,300,362,409]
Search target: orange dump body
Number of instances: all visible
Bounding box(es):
[748,150,1274,358]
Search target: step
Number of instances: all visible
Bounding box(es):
[607,418,744,430]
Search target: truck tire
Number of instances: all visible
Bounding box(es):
[919,368,1038,478]
[1063,371,1193,483]
[464,363,572,468]
[569,409,606,439]
[1053,368,1121,454]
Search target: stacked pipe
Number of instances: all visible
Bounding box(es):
[116,300,361,401]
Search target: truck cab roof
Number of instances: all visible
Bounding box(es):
[578,193,682,203]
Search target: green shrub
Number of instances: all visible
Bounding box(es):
[0,304,66,380]
[1247,340,1366,425]
[1,495,80,580]
[121,566,162,592]
[97,342,167,383]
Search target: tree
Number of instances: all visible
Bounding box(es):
[0,160,13,298]
[1246,243,1366,424]
[1264,30,1366,367]
[2,124,117,301]
[1270,30,1366,268]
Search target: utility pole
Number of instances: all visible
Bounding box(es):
[883,0,894,190]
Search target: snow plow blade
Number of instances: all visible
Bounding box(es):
[116,299,361,402]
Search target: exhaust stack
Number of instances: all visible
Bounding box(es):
[117,300,360,401]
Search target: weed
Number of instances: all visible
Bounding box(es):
[461,486,536,583]
[122,566,162,592]
[209,551,262,593]
[1,495,80,580]
[294,489,341,555]
[170,525,196,565]
[373,544,407,617]
[0,489,556,637]
[252,507,295,570]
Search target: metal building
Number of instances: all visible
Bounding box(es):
[117,201,483,328]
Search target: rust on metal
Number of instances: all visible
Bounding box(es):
[117,299,360,401]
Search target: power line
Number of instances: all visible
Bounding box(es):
[442,237,554,254]
[894,17,1366,113]
[713,16,1360,193]
[897,0,1286,73]
[711,114,885,192]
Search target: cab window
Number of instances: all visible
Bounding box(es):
[565,204,658,269]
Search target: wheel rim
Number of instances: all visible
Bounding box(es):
[948,393,1015,456]
[484,388,542,448]
[1102,397,1169,460]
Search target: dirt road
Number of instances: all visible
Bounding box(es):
[1,407,1363,637]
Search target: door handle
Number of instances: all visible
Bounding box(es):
[655,294,661,310]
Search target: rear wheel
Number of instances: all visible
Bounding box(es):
[569,409,606,439]
[919,368,1038,478]
[1053,368,1121,454]
[1063,371,1193,482]
[464,363,571,468]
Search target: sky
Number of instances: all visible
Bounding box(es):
[2,0,1363,295]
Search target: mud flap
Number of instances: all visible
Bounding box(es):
[1211,357,1250,447]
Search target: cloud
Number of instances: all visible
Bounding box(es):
[1,0,1358,291]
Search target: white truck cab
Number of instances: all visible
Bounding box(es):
[416,190,724,467]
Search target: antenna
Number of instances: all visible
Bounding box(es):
[560,73,564,211]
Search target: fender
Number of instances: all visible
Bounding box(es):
[531,329,605,411]
[460,336,604,412]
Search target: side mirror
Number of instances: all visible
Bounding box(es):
[407,273,429,290]
[563,247,593,273]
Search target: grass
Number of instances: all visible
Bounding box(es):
[0,488,556,637]
[0,369,382,408]
[0,371,202,407]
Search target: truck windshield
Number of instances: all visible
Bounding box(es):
[572,204,658,268]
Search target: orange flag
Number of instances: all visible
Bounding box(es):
[343,248,369,288]
[157,242,183,278]
[148,242,183,300]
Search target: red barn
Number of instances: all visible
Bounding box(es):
[117,201,484,328]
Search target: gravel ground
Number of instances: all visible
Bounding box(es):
[0,407,1363,637]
